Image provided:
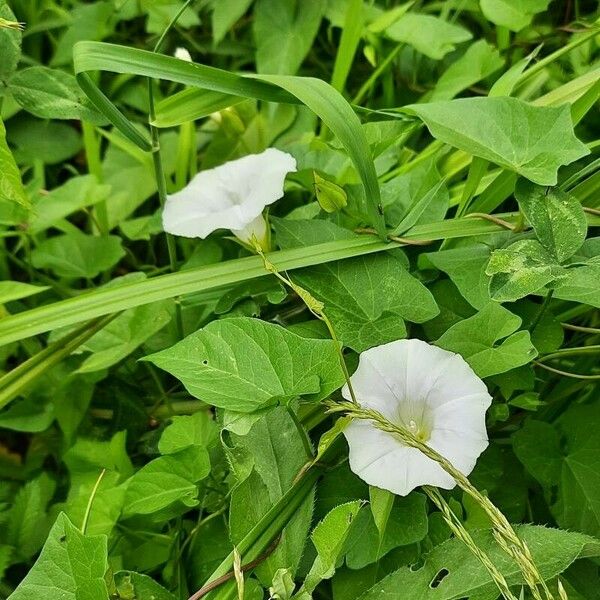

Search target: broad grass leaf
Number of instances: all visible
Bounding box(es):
[10,66,104,122]
[7,513,109,600]
[405,97,589,185]
[252,74,386,236]
[358,525,600,599]
[486,239,565,302]
[385,13,472,60]
[436,302,537,377]
[254,0,324,75]
[516,179,587,262]
[74,41,386,235]
[0,281,47,304]
[146,317,345,412]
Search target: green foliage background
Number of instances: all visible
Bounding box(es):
[0,0,599,599]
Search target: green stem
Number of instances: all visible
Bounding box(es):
[529,289,554,333]
[286,404,314,460]
[352,43,403,105]
[82,120,108,234]
[145,1,195,341]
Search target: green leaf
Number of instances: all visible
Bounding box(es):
[383,160,449,234]
[515,179,587,262]
[369,487,395,541]
[254,0,324,75]
[0,1,21,83]
[6,474,56,561]
[229,407,315,584]
[28,175,111,234]
[252,73,385,236]
[385,13,472,60]
[51,1,115,67]
[153,88,243,127]
[73,41,386,236]
[212,0,254,44]
[146,317,344,412]
[430,40,504,101]
[301,501,363,594]
[358,525,600,599]
[158,412,218,455]
[7,117,82,165]
[31,232,125,279]
[406,97,589,185]
[114,572,177,600]
[344,493,429,569]
[0,117,29,209]
[75,300,172,373]
[436,302,537,377]
[515,404,600,537]
[0,213,523,345]
[62,471,124,538]
[424,243,491,309]
[513,419,562,488]
[0,281,47,304]
[552,263,600,308]
[486,239,565,302]
[480,0,551,32]
[9,66,104,122]
[122,446,210,517]
[290,252,439,352]
[0,397,54,432]
[330,0,363,93]
[7,513,109,600]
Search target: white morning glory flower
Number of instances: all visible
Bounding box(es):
[162,148,297,250]
[174,47,192,62]
[343,339,492,496]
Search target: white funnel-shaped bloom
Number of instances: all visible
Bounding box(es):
[343,338,492,496]
[162,148,296,250]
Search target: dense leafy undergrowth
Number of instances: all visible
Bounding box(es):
[1,0,600,599]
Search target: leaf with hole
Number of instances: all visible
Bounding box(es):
[145,317,345,412]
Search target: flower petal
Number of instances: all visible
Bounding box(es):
[342,339,456,418]
[162,148,296,238]
[344,420,456,495]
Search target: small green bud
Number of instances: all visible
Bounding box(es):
[313,171,347,213]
